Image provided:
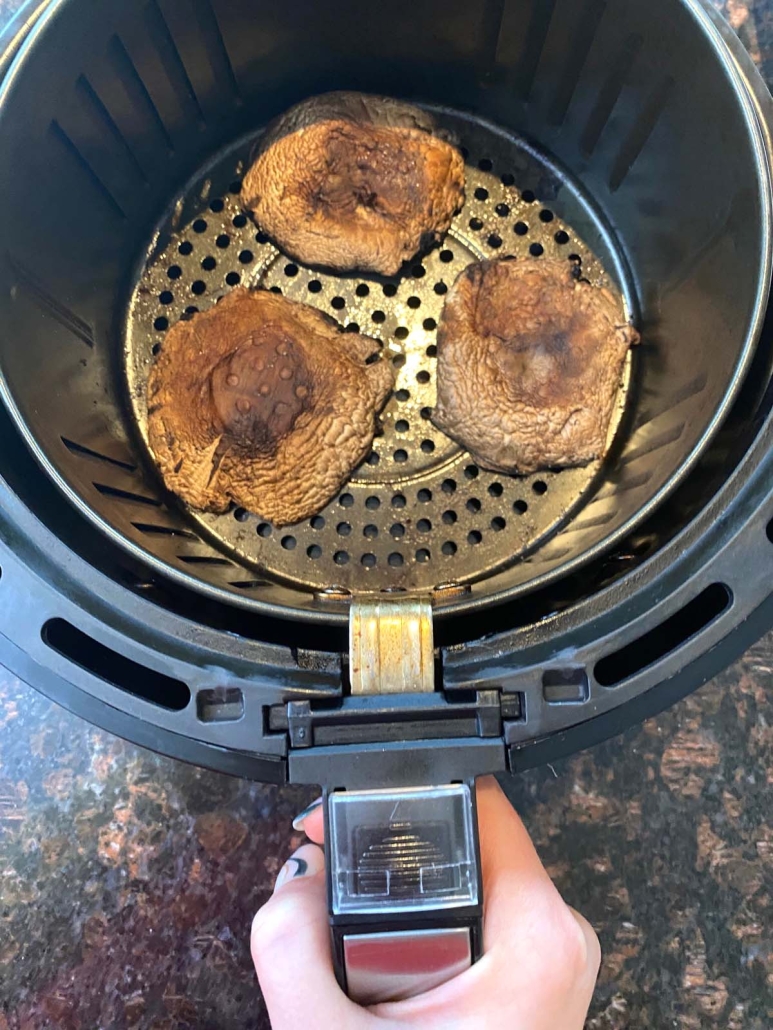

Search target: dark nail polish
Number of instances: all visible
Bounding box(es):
[274,856,309,891]
[292,797,322,831]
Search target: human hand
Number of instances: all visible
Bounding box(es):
[251,776,600,1029]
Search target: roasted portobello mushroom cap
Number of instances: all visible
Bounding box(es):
[147,287,394,525]
[242,92,466,276]
[432,258,639,474]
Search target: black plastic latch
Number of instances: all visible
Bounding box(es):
[286,700,313,748]
[268,690,522,749]
[475,689,501,737]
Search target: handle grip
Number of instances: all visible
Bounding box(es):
[324,782,483,1005]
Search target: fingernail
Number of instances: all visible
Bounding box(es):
[292,797,322,832]
[274,856,309,892]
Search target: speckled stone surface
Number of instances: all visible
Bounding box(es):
[1,1,773,1028]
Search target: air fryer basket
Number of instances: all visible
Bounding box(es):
[1,0,773,784]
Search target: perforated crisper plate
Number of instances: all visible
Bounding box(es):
[125,108,634,597]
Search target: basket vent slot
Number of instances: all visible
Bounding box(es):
[93,482,162,506]
[10,260,95,347]
[145,0,205,127]
[177,554,233,566]
[132,521,198,539]
[62,437,137,472]
[594,583,731,687]
[515,0,559,99]
[197,687,244,723]
[542,668,589,703]
[548,0,606,128]
[49,119,127,221]
[107,34,174,156]
[580,33,643,156]
[609,75,675,192]
[43,618,190,711]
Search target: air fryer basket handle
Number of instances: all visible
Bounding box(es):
[318,600,484,1003]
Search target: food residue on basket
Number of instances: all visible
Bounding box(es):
[432,257,639,474]
[146,287,393,526]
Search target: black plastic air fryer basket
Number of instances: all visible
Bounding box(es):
[1,0,773,788]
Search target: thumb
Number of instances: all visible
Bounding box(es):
[251,843,365,1029]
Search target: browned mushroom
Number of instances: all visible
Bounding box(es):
[242,92,465,276]
[147,287,394,525]
[431,258,639,474]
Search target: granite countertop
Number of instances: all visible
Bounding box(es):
[1,1,773,1028]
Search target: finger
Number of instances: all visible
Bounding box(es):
[251,843,360,1029]
[273,838,325,891]
[477,780,601,1025]
[568,907,602,987]
[293,796,324,845]
[475,776,564,948]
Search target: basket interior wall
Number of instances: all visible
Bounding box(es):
[0,0,768,620]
